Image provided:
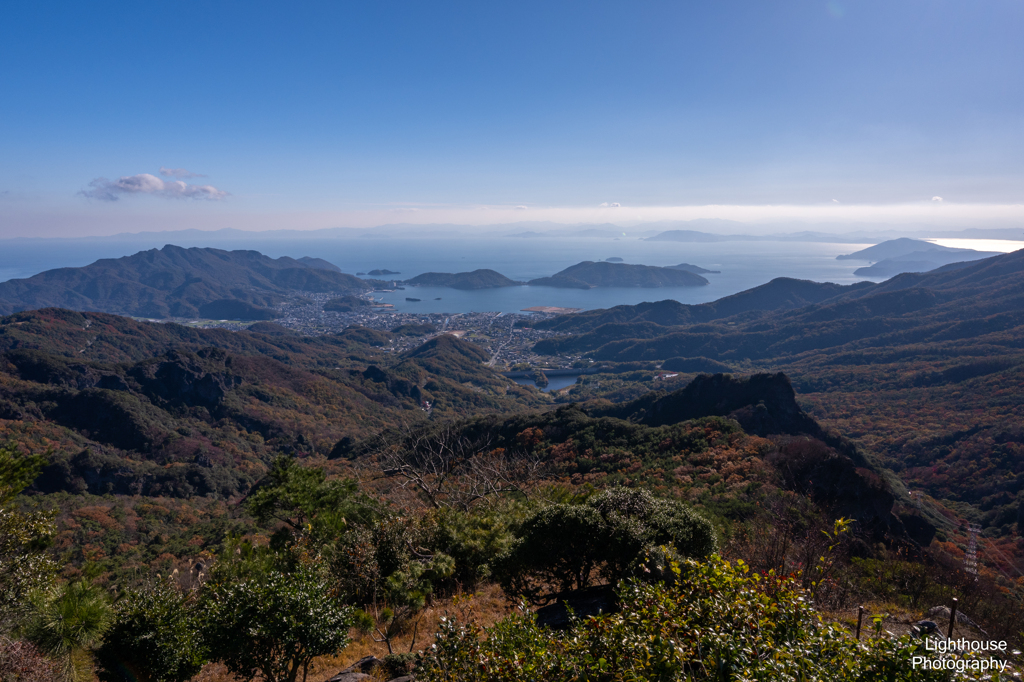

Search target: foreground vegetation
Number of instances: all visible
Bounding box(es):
[3,251,1024,679]
[4,433,1022,680]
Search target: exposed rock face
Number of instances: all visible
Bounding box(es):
[130,348,241,410]
[328,656,405,682]
[599,373,824,437]
[765,436,900,539]
[593,373,934,544]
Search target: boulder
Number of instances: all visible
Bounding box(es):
[327,655,383,681]
[535,585,617,629]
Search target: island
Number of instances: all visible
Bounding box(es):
[666,262,720,274]
[368,269,401,276]
[838,238,998,277]
[404,269,524,289]
[644,230,732,243]
[606,257,624,262]
[527,261,708,288]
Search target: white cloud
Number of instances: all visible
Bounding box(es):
[932,196,944,202]
[515,205,528,210]
[159,166,206,179]
[832,199,840,203]
[599,202,621,208]
[80,173,228,201]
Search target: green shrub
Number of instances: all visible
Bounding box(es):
[495,488,716,601]
[95,579,207,682]
[201,566,352,682]
[419,554,1013,681]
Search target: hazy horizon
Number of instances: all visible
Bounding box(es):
[2,1,1023,238]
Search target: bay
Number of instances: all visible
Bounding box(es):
[0,234,878,314]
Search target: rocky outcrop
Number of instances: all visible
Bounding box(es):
[129,348,241,411]
[328,656,415,682]
[535,585,617,629]
[596,373,824,438]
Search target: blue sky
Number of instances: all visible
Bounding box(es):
[1,0,1023,236]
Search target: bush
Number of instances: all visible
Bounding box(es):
[495,488,716,601]
[419,555,1012,681]
[201,567,353,682]
[421,506,519,592]
[95,579,207,682]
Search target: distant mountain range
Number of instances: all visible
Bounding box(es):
[529,249,1024,362]
[0,247,723,320]
[525,248,1024,538]
[836,238,1000,277]
[0,245,369,319]
[645,230,735,243]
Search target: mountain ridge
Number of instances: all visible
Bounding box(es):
[0,245,370,319]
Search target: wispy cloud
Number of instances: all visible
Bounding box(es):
[599,202,621,208]
[80,173,228,201]
[159,166,206,179]
[932,196,944,202]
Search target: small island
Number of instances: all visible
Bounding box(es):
[528,261,708,288]
[404,269,524,290]
[666,262,720,274]
[368,269,401,276]
[606,257,624,262]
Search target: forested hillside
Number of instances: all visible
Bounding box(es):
[0,245,371,318]
[3,254,1024,680]
[527,250,1024,564]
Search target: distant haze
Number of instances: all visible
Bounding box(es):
[1,2,1022,238]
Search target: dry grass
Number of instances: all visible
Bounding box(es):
[188,583,514,682]
[821,599,991,642]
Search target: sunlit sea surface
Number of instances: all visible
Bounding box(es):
[0,234,1019,314]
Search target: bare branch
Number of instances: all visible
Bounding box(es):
[372,420,545,510]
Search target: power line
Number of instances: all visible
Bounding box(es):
[964,523,980,580]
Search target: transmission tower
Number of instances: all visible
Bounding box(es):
[964,523,980,580]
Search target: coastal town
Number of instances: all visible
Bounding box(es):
[183,291,585,371]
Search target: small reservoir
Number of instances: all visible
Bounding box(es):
[511,374,580,393]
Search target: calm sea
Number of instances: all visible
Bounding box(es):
[0,234,885,314]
